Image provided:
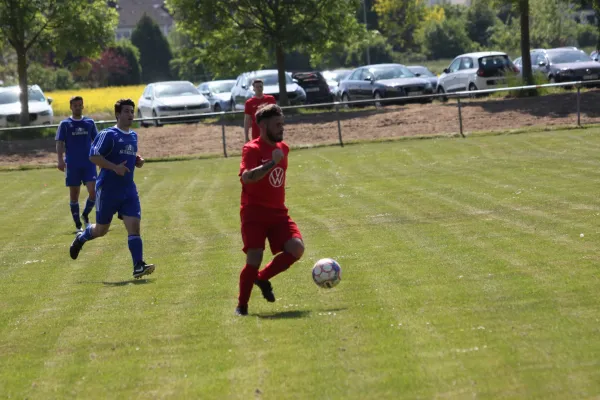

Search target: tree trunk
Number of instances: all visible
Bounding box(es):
[519,0,536,93]
[17,48,30,126]
[275,43,289,107]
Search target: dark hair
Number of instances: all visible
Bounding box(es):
[255,104,283,124]
[114,98,135,115]
[69,96,83,105]
[252,79,264,86]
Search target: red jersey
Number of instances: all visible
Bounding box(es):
[239,137,289,211]
[244,95,277,140]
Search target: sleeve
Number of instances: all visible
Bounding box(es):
[90,130,114,157]
[55,121,66,141]
[239,145,260,176]
[90,121,99,141]
[268,96,276,105]
[244,98,253,115]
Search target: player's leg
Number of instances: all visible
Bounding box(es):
[69,222,110,260]
[237,216,268,316]
[81,167,97,227]
[255,216,304,301]
[66,165,83,231]
[69,185,113,260]
[121,193,154,279]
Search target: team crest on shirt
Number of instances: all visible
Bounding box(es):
[120,144,136,156]
[72,126,88,136]
[269,167,285,187]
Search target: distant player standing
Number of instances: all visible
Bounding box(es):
[55,96,98,232]
[69,99,155,279]
[244,79,276,142]
[236,104,305,316]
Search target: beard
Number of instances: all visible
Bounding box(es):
[266,127,283,143]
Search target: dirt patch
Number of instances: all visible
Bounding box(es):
[2,90,599,168]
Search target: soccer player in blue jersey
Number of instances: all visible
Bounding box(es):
[56,96,98,232]
[69,99,155,279]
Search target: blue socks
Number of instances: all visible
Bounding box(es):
[82,198,95,218]
[128,235,143,266]
[79,225,94,242]
[70,202,80,226]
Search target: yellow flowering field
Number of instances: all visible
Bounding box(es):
[46,85,146,118]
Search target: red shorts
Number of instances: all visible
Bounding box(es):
[240,206,302,254]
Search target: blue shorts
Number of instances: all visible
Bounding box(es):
[65,163,97,187]
[95,185,141,225]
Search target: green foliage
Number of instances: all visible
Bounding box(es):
[168,30,212,82]
[577,23,599,48]
[466,0,502,47]
[27,63,74,91]
[314,30,394,69]
[108,40,143,86]
[488,16,521,54]
[529,0,578,48]
[131,14,173,83]
[373,0,426,52]
[417,17,475,60]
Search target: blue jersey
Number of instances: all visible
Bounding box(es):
[55,117,98,166]
[90,126,138,190]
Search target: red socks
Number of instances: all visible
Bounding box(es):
[258,252,298,281]
[238,264,258,307]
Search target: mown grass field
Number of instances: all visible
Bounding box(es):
[2,128,600,399]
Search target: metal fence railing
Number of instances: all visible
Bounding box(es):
[2,79,599,159]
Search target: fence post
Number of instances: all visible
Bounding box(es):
[221,113,228,158]
[576,85,581,127]
[335,103,344,147]
[457,97,465,138]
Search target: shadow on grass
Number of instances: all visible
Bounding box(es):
[75,279,154,286]
[256,310,311,319]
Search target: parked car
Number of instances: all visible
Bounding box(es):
[137,81,211,127]
[322,69,352,100]
[406,65,438,90]
[198,80,236,112]
[437,51,518,97]
[229,70,307,111]
[291,71,334,104]
[529,48,600,85]
[591,50,599,62]
[338,63,434,106]
[0,85,54,127]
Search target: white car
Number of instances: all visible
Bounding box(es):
[437,51,519,97]
[137,81,212,127]
[0,85,54,127]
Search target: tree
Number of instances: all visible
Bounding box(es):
[131,14,173,83]
[107,40,143,86]
[373,0,426,52]
[580,0,600,49]
[167,0,364,106]
[0,0,117,125]
[466,0,501,48]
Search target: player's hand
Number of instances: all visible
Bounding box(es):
[57,160,66,172]
[272,148,284,164]
[113,161,130,176]
[135,155,145,168]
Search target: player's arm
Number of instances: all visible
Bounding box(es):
[243,100,252,142]
[55,122,66,171]
[89,131,129,176]
[90,155,129,176]
[241,148,284,184]
[135,154,145,168]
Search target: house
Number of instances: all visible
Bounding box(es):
[110,0,174,39]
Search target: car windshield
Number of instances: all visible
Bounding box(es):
[323,70,352,82]
[549,51,592,64]
[407,67,435,77]
[155,82,199,98]
[254,73,293,86]
[208,81,235,94]
[0,88,45,104]
[370,66,416,80]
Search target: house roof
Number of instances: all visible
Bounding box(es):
[115,0,174,29]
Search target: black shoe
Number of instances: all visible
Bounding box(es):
[255,279,276,303]
[70,234,84,260]
[133,261,155,279]
[235,305,248,316]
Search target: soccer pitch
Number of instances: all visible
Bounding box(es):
[2,128,600,399]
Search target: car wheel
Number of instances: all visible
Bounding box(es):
[437,86,448,102]
[374,92,383,108]
[341,93,350,108]
[152,110,163,127]
[468,83,478,98]
[214,103,221,113]
[138,110,148,128]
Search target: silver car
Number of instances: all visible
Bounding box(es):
[198,80,236,112]
[0,85,54,127]
[137,81,211,127]
[229,70,306,111]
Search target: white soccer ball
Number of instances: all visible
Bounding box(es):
[312,258,341,288]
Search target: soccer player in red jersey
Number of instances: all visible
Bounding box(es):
[244,79,276,142]
[236,104,304,316]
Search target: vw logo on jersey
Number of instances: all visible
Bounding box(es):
[269,167,285,187]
